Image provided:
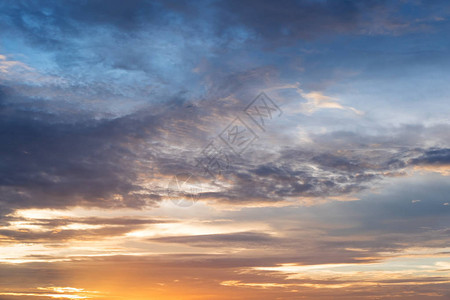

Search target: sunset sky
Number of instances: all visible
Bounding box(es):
[0,0,449,299]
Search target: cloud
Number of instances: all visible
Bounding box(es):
[2,80,449,215]
[0,2,449,300]
[149,231,276,247]
[0,216,172,243]
[0,89,166,216]
[300,91,364,115]
[410,148,450,175]
[411,148,450,165]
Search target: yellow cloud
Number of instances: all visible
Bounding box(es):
[264,83,363,116]
[412,164,450,176]
[300,91,364,115]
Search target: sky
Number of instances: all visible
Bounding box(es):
[0,0,449,299]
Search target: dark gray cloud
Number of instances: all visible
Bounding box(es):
[2,79,449,215]
[0,88,164,216]
[411,148,450,165]
[193,138,424,204]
